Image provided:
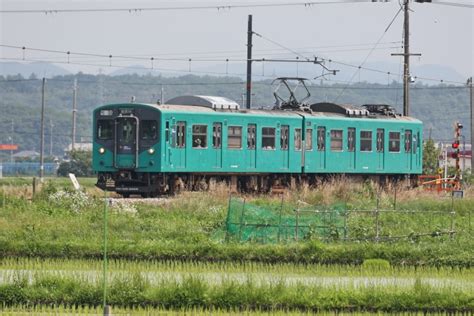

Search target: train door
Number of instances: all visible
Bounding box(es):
[404,129,412,171]
[169,121,186,169]
[413,131,421,171]
[115,116,138,169]
[347,127,356,170]
[247,124,257,169]
[280,125,289,169]
[316,126,326,170]
[376,128,385,171]
[212,123,223,169]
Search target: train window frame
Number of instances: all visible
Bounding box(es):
[294,128,302,151]
[413,132,419,154]
[376,128,384,153]
[330,129,343,151]
[280,125,289,151]
[262,127,276,150]
[176,121,186,148]
[347,127,355,152]
[97,119,113,140]
[192,124,208,148]
[317,127,325,151]
[141,120,158,140]
[212,123,222,149]
[247,124,256,150]
[360,130,372,152]
[305,128,313,151]
[405,130,412,153]
[389,132,400,152]
[228,126,242,149]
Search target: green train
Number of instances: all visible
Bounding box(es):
[93,79,422,196]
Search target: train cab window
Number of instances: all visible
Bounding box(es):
[97,120,113,140]
[317,127,325,151]
[330,129,343,151]
[305,128,313,150]
[376,129,384,152]
[212,123,222,148]
[141,120,157,140]
[294,128,302,151]
[192,125,207,148]
[389,132,400,152]
[247,124,256,149]
[405,130,412,153]
[228,126,242,149]
[347,128,355,151]
[262,127,276,150]
[413,133,418,153]
[176,122,186,148]
[280,125,289,150]
[360,131,372,152]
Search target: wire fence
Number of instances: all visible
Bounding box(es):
[224,195,470,244]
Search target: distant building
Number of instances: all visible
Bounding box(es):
[12,150,40,161]
[64,143,92,153]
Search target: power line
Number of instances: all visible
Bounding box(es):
[0,1,369,14]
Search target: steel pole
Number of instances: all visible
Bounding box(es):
[39,78,46,180]
[72,78,77,151]
[403,0,410,117]
[469,77,473,174]
[246,14,253,109]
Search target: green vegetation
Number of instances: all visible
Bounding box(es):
[422,138,441,175]
[0,178,473,312]
[56,150,93,177]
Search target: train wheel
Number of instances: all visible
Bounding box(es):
[121,193,130,198]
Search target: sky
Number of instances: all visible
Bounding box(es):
[0,0,473,83]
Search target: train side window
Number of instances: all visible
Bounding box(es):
[228,126,242,149]
[97,120,113,140]
[330,129,343,151]
[413,133,418,153]
[360,131,372,152]
[262,127,276,150]
[405,130,412,153]
[247,124,256,149]
[376,129,384,152]
[141,120,158,140]
[294,128,302,151]
[212,123,222,149]
[176,122,186,148]
[389,132,400,152]
[317,127,325,151]
[165,121,170,142]
[306,128,313,150]
[347,128,355,151]
[280,125,289,150]
[192,125,207,148]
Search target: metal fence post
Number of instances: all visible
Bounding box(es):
[393,184,397,210]
[238,199,246,242]
[32,177,36,199]
[277,195,283,242]
[343,210,348,240]
[375,194,380,242]
[224,193,232,242]
[295,209,299,241]
[450,210,456,240]
[2,185,5,209]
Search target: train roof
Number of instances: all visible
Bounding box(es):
[95,101,422,123]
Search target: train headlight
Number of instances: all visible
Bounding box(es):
[148,148,155,155]
[98,147,106,154]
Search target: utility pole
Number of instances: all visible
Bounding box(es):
[391,0,421,117]
[246,14,253,109]
[160,84,164,105]
[469,77,473,174]
[10,119,14,163]
[72,78,77,151]
[39,78,46,181]
[50,119,54,157]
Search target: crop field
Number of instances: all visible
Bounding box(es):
[0,177,473,313]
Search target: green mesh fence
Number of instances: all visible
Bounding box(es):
[225,198,346,243]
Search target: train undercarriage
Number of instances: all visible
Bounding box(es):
[96,171,415,197]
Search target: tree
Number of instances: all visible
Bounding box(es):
[57,150,93,177]
[422,139,440,175]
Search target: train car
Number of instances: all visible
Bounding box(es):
[93,80,422,196]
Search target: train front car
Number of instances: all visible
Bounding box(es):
[93,103,162,197]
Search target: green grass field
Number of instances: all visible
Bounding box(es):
[0,177,473,313]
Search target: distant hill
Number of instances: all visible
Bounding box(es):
[0,61,71,78]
